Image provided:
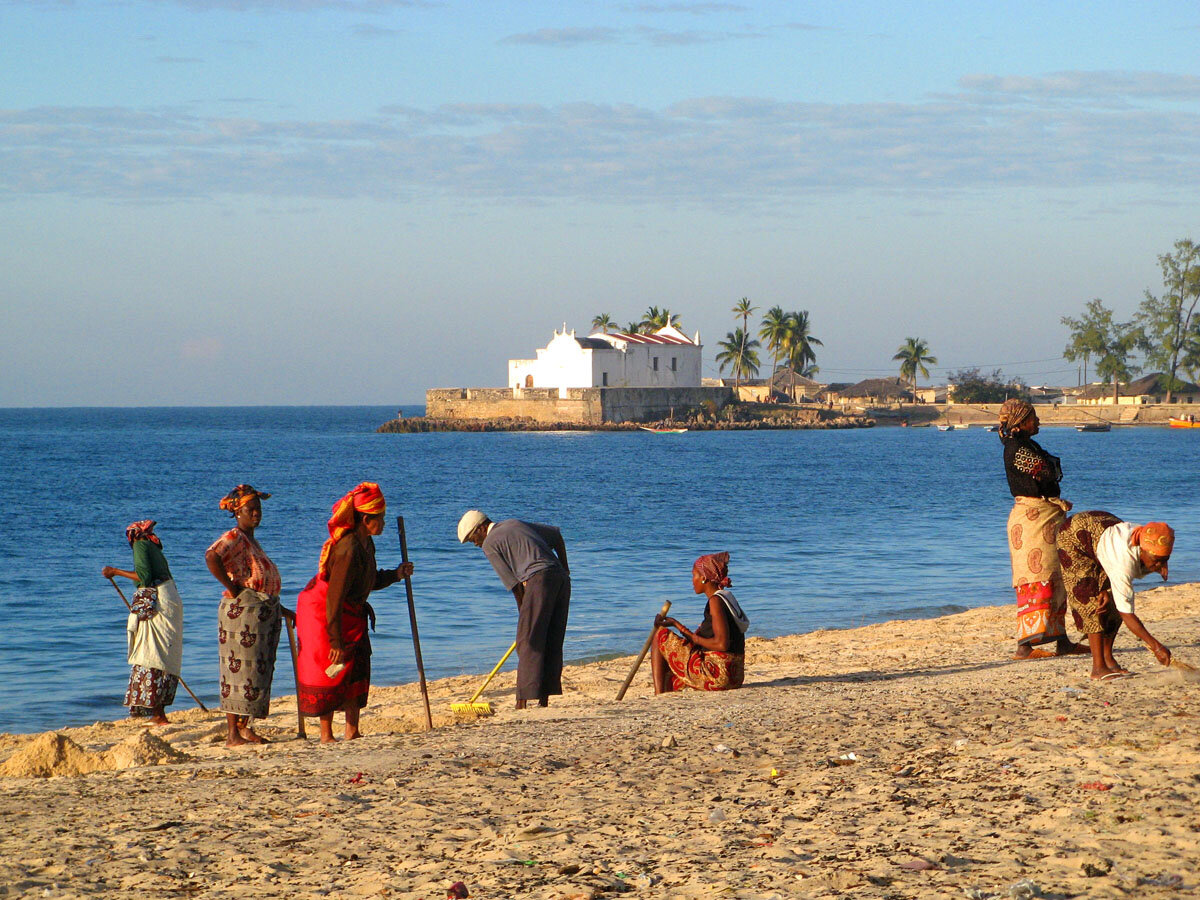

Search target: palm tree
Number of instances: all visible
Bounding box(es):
[783,310,822,400]
[623,321,642,335]
[758,305,789,388]
[715,328,761,390]
[640,306,682,333]
[893,337,937,403]
[733,297,756,335]
[591,313,614,333]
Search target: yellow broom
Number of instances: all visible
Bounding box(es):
[451,642,517,716]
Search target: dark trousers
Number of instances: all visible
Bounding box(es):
[515,566,571,701]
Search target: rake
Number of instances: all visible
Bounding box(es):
[450,642,517,716]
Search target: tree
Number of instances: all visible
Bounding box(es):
[758,305,789,386]
[892,337,937,404]
[591,313,614,333]
[640,306,681,333]
[1136,239,1200,403]
[715,328,761,390]
[1062,299,1144,404]
[622,321,641,335]
[732,297,756,336]
[780,310,822,401]
[948,368,1030,404]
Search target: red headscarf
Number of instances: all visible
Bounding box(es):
[317,482,386,578]
[693,552,732,588]
[126,520,162,548]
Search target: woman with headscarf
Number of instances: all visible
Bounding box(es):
[998,399,1086,660]
[205,484,287,747]
[102,521,184,725]
[650,552,749,694]
[295,482,412,742]
[1055,513,1175,679]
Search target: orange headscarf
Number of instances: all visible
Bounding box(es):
[317,482,386,578]
[1131,522,1174,558]
[219,484,271,514]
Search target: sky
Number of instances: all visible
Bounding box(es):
[2,0,1200,405]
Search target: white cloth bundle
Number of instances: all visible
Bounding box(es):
[126,578,184,676]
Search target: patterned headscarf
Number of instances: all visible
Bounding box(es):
[126,520,162,548]
[219,484,271,515]
[1131,522,1175,558]
[693,552,732,588]
[317,482,387,578]
[997,398,1035,439]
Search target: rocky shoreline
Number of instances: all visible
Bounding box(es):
[378,406,874,433]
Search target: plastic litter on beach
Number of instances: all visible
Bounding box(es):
[1007,878,1039,899]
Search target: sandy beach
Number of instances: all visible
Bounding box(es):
[2,585,1198,899]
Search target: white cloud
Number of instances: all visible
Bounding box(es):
[4,72,1200,206]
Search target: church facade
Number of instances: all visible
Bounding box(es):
[508,324,703,390]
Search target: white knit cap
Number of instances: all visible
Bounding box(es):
[457,509,488,543]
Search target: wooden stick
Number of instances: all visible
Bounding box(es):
[107,576,209,712]
[615,600,672,701]
[283,615,307,738]
[397,516,434,730]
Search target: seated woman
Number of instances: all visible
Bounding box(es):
[650,552,748,694]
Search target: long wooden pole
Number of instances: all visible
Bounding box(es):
[283,616,306,738]
[397,516,433,730]
[107,576,209,712]
[615,600,672,701]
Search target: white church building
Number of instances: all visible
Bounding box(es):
[508,325,703,389]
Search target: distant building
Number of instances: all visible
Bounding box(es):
[839,377,915,405]
[508,325,702,390]
[1076,372,1200,406]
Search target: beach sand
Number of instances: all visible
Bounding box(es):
[2,585,1198,899]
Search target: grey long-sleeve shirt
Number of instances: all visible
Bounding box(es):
[481,519,565,590]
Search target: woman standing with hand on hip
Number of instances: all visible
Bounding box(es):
[102,520,184,725]
[295,482,411,743]
[998,399,1086,660]
[205,484,289,747]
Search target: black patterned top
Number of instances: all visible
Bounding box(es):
[1002,436,1062,498]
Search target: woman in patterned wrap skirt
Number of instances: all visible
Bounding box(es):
[103,520,183,725]
[998,399,1086,660]
[205,484,290,747]
[651,552,748,694]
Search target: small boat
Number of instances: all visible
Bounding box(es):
[936,424,963,431]
[1076,422,1112,432]
[1169,416,1200,429]
[639,426,688,434]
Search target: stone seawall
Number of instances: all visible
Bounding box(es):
[866,402,1200,427]
[425,386,735,425]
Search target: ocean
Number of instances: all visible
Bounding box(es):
[1,406,1196,734]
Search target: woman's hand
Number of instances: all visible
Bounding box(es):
[655,614,681,631]
[101,566,117,579]
[328,645,346,665]
[280,607,296,625]
[395,561,414,579]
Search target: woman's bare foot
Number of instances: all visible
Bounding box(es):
[226,732,249,747]
[1055,640,1089,656]
[344,728,362,741]
[1013,643,1033,659]
[149,714,170,726]
[1090,666,1126,680]
[238,726,268,744]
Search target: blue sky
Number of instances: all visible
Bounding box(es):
[3,1,1200,405]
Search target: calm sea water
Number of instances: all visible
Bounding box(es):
[1,406,1196,734]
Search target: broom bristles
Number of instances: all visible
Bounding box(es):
[450,701,494,716]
